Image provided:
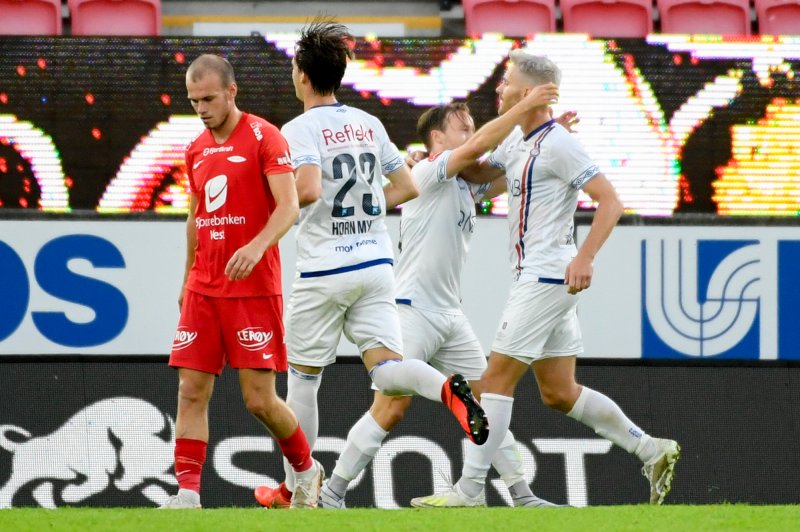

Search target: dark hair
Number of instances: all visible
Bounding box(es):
[294,20,354,95]
[186,54,236,87]
[416,102,471,151]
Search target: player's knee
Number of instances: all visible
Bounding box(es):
[539,386,575,413]
[373,396,411,428]
[177,377,212,408]
[242,388,278,419]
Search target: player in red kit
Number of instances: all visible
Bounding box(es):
[160,54,323,509]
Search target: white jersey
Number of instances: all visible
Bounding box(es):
[281,103,405,276]
[395,151,490,313]
[488,121,599,281]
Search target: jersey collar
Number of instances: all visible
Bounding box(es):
[524,119,555,141]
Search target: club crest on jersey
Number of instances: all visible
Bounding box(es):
[237,327,273,350]
[530,146,540,157]
[204,174,228,213]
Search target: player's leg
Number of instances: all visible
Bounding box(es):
[162,290,224,509]
[238,368,323,508]
[224,294,324,509]
[534,294,679,505]
[272,276,344,503]
[411,351,528,507]
[321,303,439,508]
[348,266,487,445]
[320,392,411,508]
[430,316,556,507]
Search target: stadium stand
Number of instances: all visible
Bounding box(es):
[657,0,752,34]
[0,0,62,35]
[68,0,161,36]
[755,0,800,34]
[463,0,556,37]
[462,0,557,36]
[561,0,654,37]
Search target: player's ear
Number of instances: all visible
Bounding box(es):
[228,82,238,99]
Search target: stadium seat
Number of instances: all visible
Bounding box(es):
[68,0,161,36]
[0,0,62,35]
[462,0,556,36]
[658,0,752,35]
[561,0,654,37]
[755,0,800,34]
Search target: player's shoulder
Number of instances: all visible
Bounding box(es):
[185,128,209,154]
[242,113,283,141]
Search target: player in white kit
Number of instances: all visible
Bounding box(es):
[316,85,563,508]
[411,50,680,508]
[254,21,487,509]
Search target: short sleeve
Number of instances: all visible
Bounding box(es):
[487,135,512,171]
[372,119,405,174]
[258,121,294,176]
[546,132,600,189]
[184,143,198,193]
[281,120,321,169]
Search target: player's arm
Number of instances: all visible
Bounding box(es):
[295,164,322,207]
[565,173,623,294]
[383,163,419,209]
[179,193,198,309]
[482,175,508,200]
[447,83,558,178]
[225,172,300,281]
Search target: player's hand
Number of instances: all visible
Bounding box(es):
[225,242,265,281]
[554,110,580,132]
[565,255,593,295]
[405,150,427,168]
[523,83,559,110]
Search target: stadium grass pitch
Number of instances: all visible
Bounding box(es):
[0,506,798,531]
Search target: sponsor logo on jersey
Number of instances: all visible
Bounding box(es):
[172,327,198,350]
[237,327,273,351]
[192,159,205,170]
[204,174,228,213]
[250,121,263,141]
[277,153,291,166]
[195,214,246,229]
[322,123,375,146]
[227,155,247,163]
[332,220,373,236]
[202,145,234,156]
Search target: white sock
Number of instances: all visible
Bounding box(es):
[490,430,526,487]
[567,386,655,460]
[283,366,322,492]
[458,393,514,498]
[369,359,445,402]
[331,412,389,488]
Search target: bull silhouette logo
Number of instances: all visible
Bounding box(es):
[0,397,176,508]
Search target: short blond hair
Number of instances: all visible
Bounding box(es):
[508,50,561,86]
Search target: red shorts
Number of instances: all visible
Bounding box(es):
[169,290,287,375]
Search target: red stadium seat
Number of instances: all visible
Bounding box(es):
[658,0,752,34]
[68,0,161,36]
[756,0,800,34]
[462,0,556,36]
[561,0,654,37]
[0,0,62,35]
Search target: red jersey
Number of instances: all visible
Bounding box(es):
[184,112,293,298]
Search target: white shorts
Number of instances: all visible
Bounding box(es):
[398,304,486,381]
[286,264,403,367]
[491,279,583,364]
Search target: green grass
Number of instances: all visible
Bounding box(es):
[0,506,798,532]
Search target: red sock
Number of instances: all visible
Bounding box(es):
[277,426,313,473]
[175,438,207,493]
[280,483,293,499]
